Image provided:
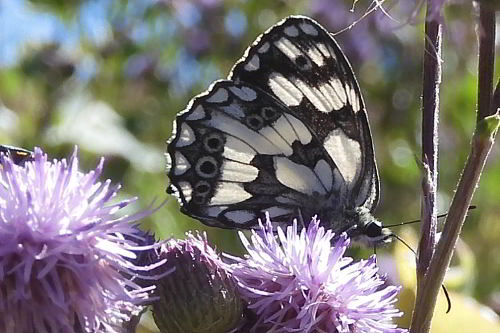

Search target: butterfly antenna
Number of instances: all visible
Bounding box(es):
[390,233,452,313]
[384,205,477,228]
[442,284,452,313]
[390,233,417,256]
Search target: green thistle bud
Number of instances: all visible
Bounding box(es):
[152,233,243,333]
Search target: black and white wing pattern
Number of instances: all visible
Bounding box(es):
[167,16,390,245]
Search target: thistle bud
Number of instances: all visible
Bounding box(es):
[152,233,243,333]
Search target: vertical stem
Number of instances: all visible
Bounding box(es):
[411,0,442,331]
[410,3,497,333]
[418,0,442,287]
[477,1,496,121]
[411,87,499,332]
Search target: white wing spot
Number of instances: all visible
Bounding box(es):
[314,159,333,191]
[347,85,361,113]
[178,181,193,202]
[222,103,245,119]
[207,88,228,103]
[283,113,312,145]
[186,105,205,120]
[294,77,347,113]
[274,37,301,63]
[294,79,329,113]
[205,206,228,217]
[166,152,172,169]
[176,123,195,147]
[259,125,293,156]
[275,196,298,205]
[268,73,303,107]
[205,112,284,154]
[332,167,344,193]
[265,206,292,218]
[300,22,318,36]
[272,115,298,145]
[284,25,299,37]
[224,210,255,224]
[174,151,191,175]
[328,45,338,60]
[307,47,325,66]
[357,175,377,208]
[323,129,362,185]
[222,136,256,163]
[210,182,252,205]
[274,157,327,195]
[330,78,347,106]
[258,42,270,53]
[317,43,330,58]
[318,79,346,111]
[221,160,259,182]
[229,86,257,101]
[244,54,260,71]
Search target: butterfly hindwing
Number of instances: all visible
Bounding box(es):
[167,15,380,233]
[167,80,341,228]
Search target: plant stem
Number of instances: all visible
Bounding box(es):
[417,5,441,278]
[411,2,442,331]
[477,1,496,121]
[410,4,497,332]
[410,92,499,333]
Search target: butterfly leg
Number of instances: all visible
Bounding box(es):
[295,207,307,230]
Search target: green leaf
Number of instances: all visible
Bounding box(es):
[476,112,500,138]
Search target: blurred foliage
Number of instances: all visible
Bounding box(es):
[1,0,499,331]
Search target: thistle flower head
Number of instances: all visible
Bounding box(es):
[226,215,408,333]
[152,232,243,333]
[0,147,160,332]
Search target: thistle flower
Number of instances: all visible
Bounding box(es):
[0,147,161,333]
[226,215,408,333]
[151,232,243,333]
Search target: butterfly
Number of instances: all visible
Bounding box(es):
[166,15,392,246]
[0,145,34,166]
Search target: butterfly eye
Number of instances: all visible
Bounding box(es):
[203,133,224,153]
[195,156,218,178]
[364,222,382,238]
[246,114,264,130]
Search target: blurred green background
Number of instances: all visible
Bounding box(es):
[1,0,499,331]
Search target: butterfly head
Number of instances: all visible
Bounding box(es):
[343,207,392,247]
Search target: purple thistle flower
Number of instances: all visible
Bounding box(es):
[0,147,163,333]
[225,215,407,333]
[151,232,243,333]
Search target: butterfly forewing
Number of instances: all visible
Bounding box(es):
[230,16,379,211]
[167,15,380,232]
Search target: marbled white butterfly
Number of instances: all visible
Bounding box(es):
[167,16,392,246]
